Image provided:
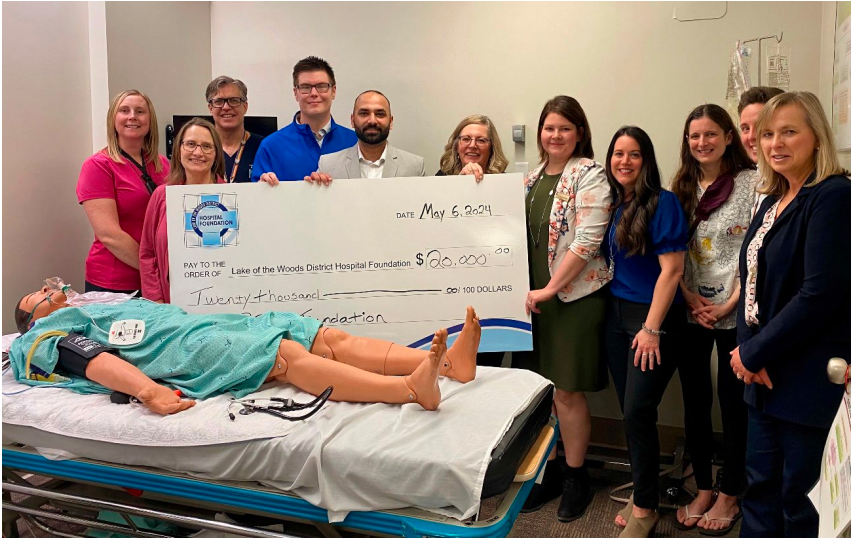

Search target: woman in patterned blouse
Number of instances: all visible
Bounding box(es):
[670,104,757,533]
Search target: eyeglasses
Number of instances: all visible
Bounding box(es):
[181,140,216,154]
[458,136,491,147]
[208,97,245,108]
[295,83,332,94]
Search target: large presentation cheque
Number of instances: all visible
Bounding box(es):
[166,174,532,351]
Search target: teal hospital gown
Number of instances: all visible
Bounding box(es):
[9,300,322,399]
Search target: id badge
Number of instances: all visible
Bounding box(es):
[108,319,146,345]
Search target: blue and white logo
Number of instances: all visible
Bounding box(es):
[183,193,239,247]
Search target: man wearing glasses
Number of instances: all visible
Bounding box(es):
[253,56,357,183]
[206,76,265,183]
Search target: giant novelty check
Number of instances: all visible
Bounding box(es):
[166,174,532,351]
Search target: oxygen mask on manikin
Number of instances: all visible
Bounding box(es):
[43,277,136,307]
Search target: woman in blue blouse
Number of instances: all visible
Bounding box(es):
[601,126,688,537]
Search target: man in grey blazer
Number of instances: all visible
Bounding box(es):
[305,90,425,183]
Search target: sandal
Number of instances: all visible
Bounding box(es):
[698,510,743,536]
[615,494,633,527]
[673,502,706,531]
[618,510,657,538]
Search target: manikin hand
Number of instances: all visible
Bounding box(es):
[303,172,333,186]
[137,384,196,415]
[259,172,280,186]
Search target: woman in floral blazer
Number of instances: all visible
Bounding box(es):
[515,96,612,522]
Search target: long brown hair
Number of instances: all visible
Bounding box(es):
[672,104,755,218]
[536,95,593,163]
[167,117,225,185]
[604,126,662,257]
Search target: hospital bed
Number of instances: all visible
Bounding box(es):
[2,364,556,538]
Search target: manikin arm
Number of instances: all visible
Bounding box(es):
[85,352,195,414]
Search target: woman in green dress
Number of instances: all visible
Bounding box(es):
[515,96,612,521]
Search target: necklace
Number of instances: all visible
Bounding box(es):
[606,212,618,278]
[527,171,556,248]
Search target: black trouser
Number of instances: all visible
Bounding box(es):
[740,405,828,537]
[604,294,687,510]
[84,281,141,296]
[681,323,747,495]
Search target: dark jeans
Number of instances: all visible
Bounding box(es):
[680,324,746,495]
[604,294,687,510]
[740,405,828,538]
[84,281,141,296]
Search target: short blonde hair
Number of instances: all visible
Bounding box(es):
[756,91,847,196]
[105,89,163,173]
[439,115,508,175]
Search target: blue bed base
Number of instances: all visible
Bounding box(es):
[2,420,556,538]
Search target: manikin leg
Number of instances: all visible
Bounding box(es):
[310,307,481,383]
[269,331,447,410]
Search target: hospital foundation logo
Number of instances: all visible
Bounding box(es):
[183,193,239,247]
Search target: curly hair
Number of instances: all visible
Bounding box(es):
[604,126,662,257]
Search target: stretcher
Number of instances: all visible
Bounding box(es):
[2,364,556,537]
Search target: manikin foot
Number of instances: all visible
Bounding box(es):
[404,329,447,410]
[442,306,481,383]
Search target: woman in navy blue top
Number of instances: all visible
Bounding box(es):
[601,126,688,538]
[730,92,850,537]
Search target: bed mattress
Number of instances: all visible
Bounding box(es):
[2,366,552,522]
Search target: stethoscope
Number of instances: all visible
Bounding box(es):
[226,386,334,422]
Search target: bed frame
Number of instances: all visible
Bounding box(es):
[2,418,556,538]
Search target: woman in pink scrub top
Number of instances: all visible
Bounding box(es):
[76,89,169,294]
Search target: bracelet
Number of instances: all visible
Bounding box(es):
[641,323,666,336]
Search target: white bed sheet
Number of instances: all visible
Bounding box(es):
[2,366,550,522]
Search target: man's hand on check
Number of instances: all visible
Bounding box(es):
[304,172,333,186]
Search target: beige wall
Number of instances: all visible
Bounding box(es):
[2,1,95,334]
[105,1,212,156]
[210,1,825,183]
[210,1,828,426]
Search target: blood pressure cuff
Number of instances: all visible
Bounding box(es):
[56,333,118,378]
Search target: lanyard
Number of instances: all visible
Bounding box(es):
[227,131,251,183]
[120,149,157,195]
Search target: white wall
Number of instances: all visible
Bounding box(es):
[105,1,212,156]
[211,1,827,426]
[2,1,97,334]
[211,1,824,183]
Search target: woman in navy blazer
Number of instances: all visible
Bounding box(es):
[730,91,850,537]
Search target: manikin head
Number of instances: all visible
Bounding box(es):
[15,286,69,334]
